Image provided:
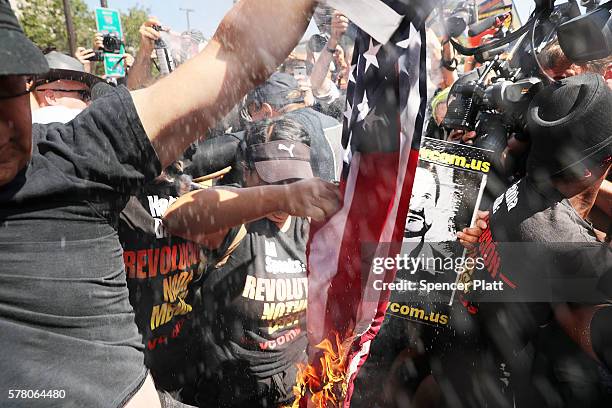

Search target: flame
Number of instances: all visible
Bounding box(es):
[289,332,351,408]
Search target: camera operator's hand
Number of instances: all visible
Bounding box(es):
[139,17,162,53]
[93,32,104,50]
[124,53,135,71]
[127,17,164,90]
[330,11,349,46]
[282,178,341,222]
[75,47,95,73]
[448,129,477,145]
[457,210,489,250]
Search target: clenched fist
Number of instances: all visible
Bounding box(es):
[280,178,341,222]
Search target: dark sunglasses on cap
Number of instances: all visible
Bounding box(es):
[35,88,91,102]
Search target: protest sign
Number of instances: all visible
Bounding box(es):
[95,7,125,78]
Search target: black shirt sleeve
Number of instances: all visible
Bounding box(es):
[32,85,161,197]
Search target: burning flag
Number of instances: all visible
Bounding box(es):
[291,333,351,408]
[299,0,434,406]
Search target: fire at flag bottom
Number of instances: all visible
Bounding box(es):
[292,0,431,406]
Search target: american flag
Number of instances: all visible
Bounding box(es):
[303,1,430,406]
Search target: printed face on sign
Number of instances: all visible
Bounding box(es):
[405,166,437,239]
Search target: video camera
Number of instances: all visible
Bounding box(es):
[308,33,331,53]
[442,0,612,174]
[557,0,612,62]
[101,33,122,53]
[443,57,543,156]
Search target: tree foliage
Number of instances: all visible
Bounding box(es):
[17,0,150,55]
[19,0,95,53]
[121,6,149,54]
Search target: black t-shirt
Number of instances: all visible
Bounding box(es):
[469,178,611,348]
[483,178,612,303]
[119,180,205,391]
[471,177,612,406]
[0,86,161,407]
[198,216,309,387]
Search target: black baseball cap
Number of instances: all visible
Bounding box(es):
[246,140,313,183]
[246,72,305,109]
[527,73,612,181]
[34,51,103,88]
[0,0,48,76]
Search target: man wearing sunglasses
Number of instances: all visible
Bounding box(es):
[30,51,99,124]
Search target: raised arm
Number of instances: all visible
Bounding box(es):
[132,0,317,169]
[163,178,340,245]
[310,11,348,96]
[126,18,161,90]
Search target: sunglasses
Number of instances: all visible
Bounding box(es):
[35,88,91,101]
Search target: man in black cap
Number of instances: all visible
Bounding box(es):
[246,71,343,182]
[457,73,612,407]
[31,50,102,123]
[0,1,337,407]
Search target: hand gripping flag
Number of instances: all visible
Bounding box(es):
[296,1,435,406]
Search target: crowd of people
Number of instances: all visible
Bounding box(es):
[1,0,611,407]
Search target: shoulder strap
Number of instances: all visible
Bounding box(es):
[214,224,247,268]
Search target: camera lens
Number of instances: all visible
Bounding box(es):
[102,34,122,54]
[447,13,469,38]
[308,34,328,53]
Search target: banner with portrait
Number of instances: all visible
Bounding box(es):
[384,137,492,324]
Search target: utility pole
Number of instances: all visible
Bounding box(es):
[100,0,108,8]
[62,0,76,56]
[179,8,195,31]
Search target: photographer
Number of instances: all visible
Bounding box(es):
[0,0,321,406]
[309,11,349,99]
[127,17,163,90]
[458,74,612,406]
[540,40,611,81]
[92,31,135,81]
[308,9,353,120]
[74,46,96,74]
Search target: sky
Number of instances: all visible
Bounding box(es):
[84,0,541,39]
[84,0,319,39]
